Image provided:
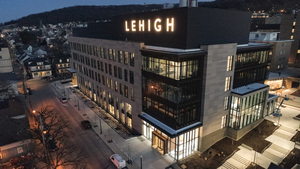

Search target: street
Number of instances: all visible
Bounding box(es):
[25,79,115,169]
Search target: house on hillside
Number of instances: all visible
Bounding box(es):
[34,48,47,57]
[0,39,13,73]
[52,56,70,75]
[27,57,52,78]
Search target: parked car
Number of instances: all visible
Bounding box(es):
[110,154,126,169]
[59,97,67,103]
[41,76,49,80]
[47,139,58,152]
[81,120,92,129]
[27,88,32,95]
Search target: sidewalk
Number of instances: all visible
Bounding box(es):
[50,81,178,169]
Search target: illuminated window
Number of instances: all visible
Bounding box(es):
[277,65,280,69]
[292,29,295,33]
[297,50,300,53]
[227,56,233,71]
[221,115,227,129]
[224,96,229,110]
[293,22,296,26]
[225,77,231,91]
[291,35,293,39]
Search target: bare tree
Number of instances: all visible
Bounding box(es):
[28,105,88,169]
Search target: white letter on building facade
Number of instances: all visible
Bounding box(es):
[166,18,174,32]
[148,19,151,32]
[125,21,129,31]
[154,19,161,32]
[139,20,145,31]
[132,20,136,31]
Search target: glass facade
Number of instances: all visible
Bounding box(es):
[142,56,199,80]
[234,50,270,88]
[142,121,199,160]
[142,52,203,130]
[228,90,267,130]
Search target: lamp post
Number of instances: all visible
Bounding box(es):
[140,154,142,169]
[294,129,299,160]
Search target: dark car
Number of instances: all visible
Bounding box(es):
[41,76,49,80]
[27,88,32,95]
[81,120,92,129]
[47,140,58,152]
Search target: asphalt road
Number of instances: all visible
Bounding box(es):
[26,79,115,169]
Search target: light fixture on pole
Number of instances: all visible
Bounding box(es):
[140,154,142,169]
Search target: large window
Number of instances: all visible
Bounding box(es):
[129,71,134,84]
[142,56,199,80]
[235,50,269,69]
[124,52,129,65]
[228,90,267,130]
[224,96,229,110]
[118,51,123,63]
[114,66,117,77]
[124,85,128,98]
[118,67,122,79]
[109,49,112,60]
[227,56,233,71]
[130,53,135,67]
[225,77,231,91]
[143,78,199,104]
[124,69,128,82]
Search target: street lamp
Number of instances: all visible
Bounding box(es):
[140,154,142,169]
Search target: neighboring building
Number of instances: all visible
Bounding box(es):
[27,57,52,78]
[254,11,300,66]
[249,32,293,71]
[52,56,71,74]
[0,39,13,73]
[69,7,277,160]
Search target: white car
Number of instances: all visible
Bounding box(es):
[110,154,126,169]
[60,97,67,103]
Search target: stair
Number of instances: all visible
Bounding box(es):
[279,126,296,134]
[222,161,239,169]
[231,154,251,166]
[273,131,290,140]
[262,151,282,164]
[269,144,289,155]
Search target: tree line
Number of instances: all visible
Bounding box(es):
[2,0,299,26]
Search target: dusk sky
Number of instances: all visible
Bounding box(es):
[0,0,211,24]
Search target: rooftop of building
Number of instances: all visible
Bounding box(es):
[0,38,8,48]
[27,57,51,66]
[72,7,252,49]
[231,83,269,96]
[237,43,273,53]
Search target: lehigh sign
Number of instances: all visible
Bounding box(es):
[125,18,174,32]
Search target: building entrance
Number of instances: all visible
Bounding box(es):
[152,131,167,154]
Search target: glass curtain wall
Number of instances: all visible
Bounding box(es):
[228,90,267,130]
[142,121,199,160]
[235,50,269,69]
[143,78,198,104]
[142,56,199,80]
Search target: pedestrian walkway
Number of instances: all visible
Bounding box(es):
[218,125,298,169]
[50,81,178,169]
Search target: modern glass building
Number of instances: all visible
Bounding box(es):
[69,6,278,161]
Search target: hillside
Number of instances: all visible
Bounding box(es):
[5,5,163,26]
[3,0,300,26]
